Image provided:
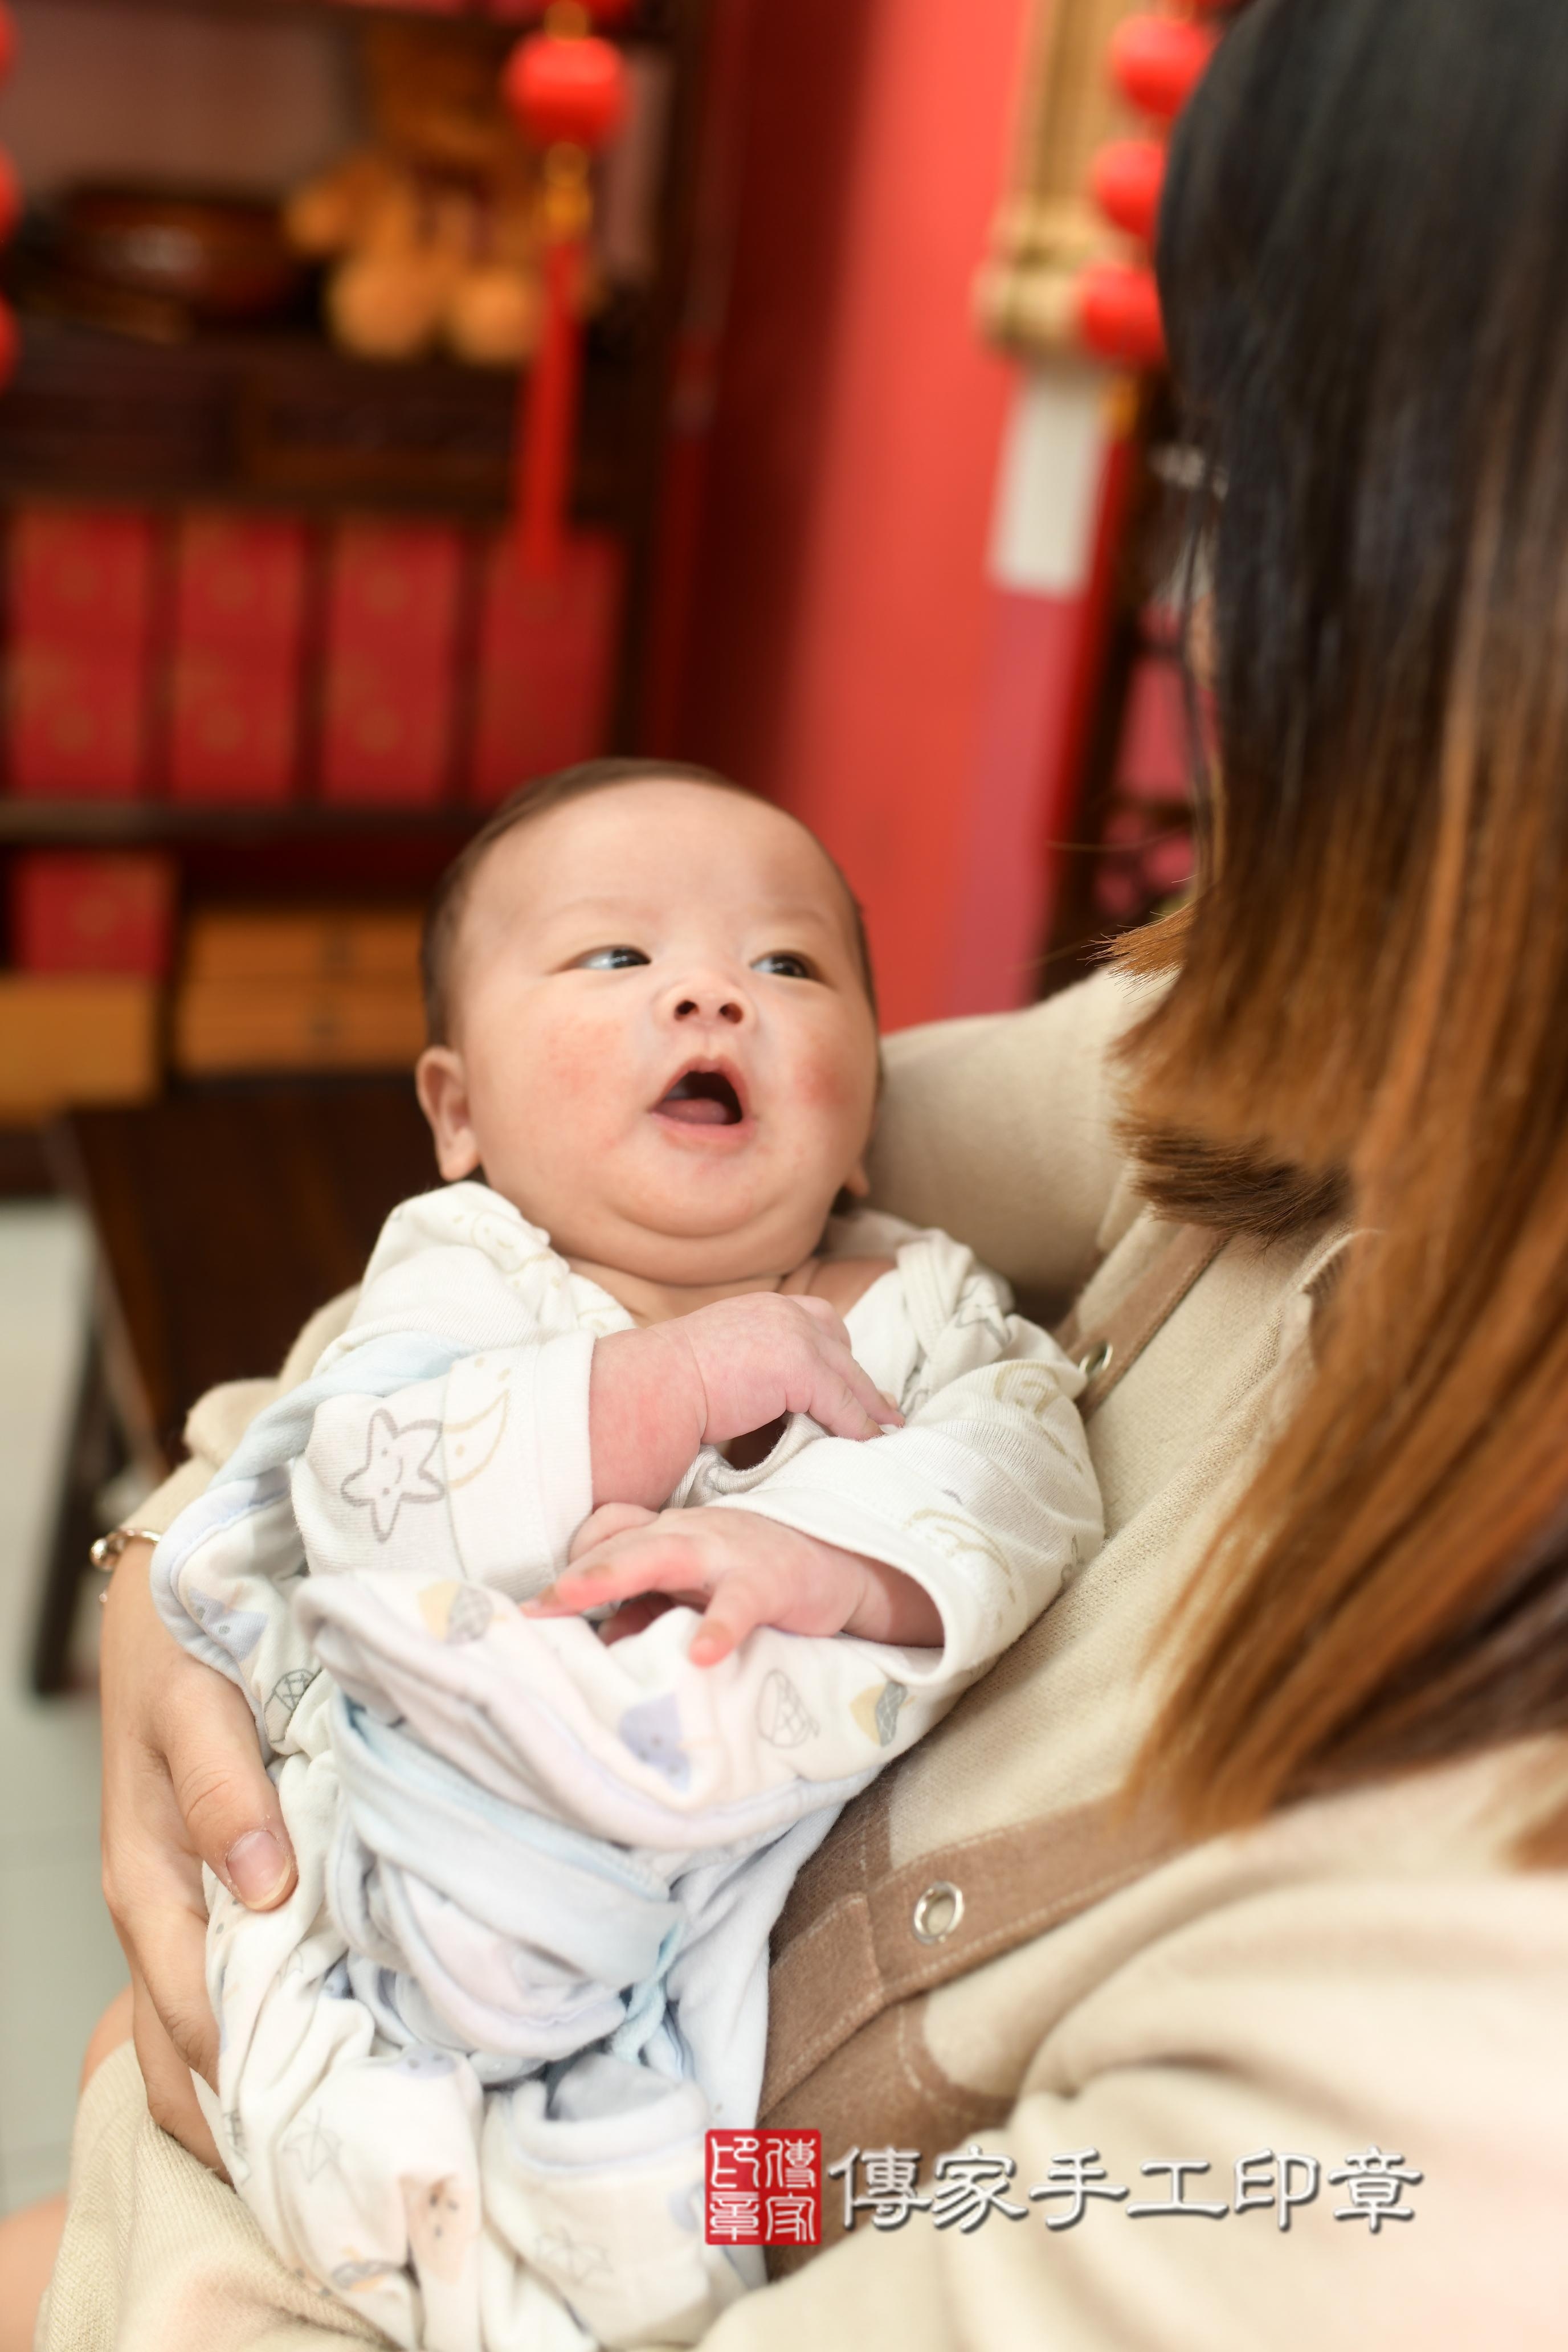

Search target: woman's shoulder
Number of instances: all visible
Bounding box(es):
[867,970,1147,1308]
[877,962,1146,1077]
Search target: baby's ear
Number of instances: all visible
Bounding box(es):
[415,1046,482,1181]
[831,1159,872,1219]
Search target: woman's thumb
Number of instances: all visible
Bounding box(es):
[168,1679,296,1909]
[223,1823,294,1907]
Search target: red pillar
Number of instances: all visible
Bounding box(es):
[681,0,1032,1033]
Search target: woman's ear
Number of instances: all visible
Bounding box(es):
[415,1046,482,1181]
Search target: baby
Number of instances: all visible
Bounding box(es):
[152,762,1102,2352]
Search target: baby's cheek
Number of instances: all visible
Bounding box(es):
[526,1010,630,1121]
[472,1008,624,1203]
[787,1026,878,1124]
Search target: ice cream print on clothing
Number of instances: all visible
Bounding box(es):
[148,774,1104,2351]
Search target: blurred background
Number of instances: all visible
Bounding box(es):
[0,0,1211,2215]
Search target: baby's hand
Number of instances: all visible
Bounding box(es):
[525,1504,943,1667]
[589,1295,902,1513]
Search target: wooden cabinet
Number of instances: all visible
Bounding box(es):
[0,0,720,1137]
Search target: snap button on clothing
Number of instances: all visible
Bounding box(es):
[911,1880,964,1944]
[1079,1339,1113,1379]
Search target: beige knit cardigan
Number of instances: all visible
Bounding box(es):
[42,971,1568,2352]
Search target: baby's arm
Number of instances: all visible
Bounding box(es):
[587,1293,900,1506]
[158,1292,897,1737]
[726,1305,1101,1678]
[531,1268,1102,1679]
[291,1293,897,1591]
[533,1500,941,1663]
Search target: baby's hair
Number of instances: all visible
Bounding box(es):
[420,757,878,1044]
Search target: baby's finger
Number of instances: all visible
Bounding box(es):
[790,1295,848,1336]
[688,1574,771,1668]
[807,1335,904,1433]
[810,1354,903,1440]
[833,1342,903,1427]
[527,1532,715,1615]
[569,1502,659,1562]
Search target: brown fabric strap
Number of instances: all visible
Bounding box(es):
[758,1221,1229,2117]
[761,1781,1177,2117]
[1055,1222,1229,1416]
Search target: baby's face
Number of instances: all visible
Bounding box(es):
[417,781,880,1287]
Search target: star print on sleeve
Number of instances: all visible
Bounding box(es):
[340,1410,446,1541]
[283,2115,345,2184]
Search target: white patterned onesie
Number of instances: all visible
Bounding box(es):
[153,1182,1102,2352]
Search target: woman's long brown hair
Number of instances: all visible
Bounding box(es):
[1123,0,1568,1854]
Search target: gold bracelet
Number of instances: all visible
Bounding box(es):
[91,1525,164,1603]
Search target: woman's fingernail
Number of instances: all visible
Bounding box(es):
[225,1829,290,1907]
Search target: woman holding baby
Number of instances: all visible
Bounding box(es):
[19,0,1568,2342]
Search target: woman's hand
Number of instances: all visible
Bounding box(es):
[527,1502,944,1664]
[99,1539,295,2158]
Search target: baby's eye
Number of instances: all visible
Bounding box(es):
[577,946,650,971]
[752,951,816,981]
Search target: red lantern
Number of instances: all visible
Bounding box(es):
[503,5,630,578]
[488,0,635,23]
[1108,15,1218,120]
[1076,261,1166,369]
[1089,139,1167,243]
[503,34,628,152]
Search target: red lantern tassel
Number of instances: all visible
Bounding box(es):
[503,17,628,579]
[517,233,584,579]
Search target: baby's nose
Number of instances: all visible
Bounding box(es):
[668,976,749,1026]
[677,993,748,1030]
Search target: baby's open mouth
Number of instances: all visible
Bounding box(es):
[653,1065,746,1127]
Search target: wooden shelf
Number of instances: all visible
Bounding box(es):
[0,0,717,762]
[0,799,480,846]
[0,311,645,522]
[0,797,486,900]
[80,1,680,32]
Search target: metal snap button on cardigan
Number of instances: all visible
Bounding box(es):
[1079,1340,1113,1380]
[911,1881,965,1944]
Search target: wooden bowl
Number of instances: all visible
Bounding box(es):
[58,187,306,326]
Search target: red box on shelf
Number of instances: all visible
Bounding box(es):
[320,655,455,806]
[168,515,307,805]
[7,509,157,797]
[8,647,149,798]
[470,532,624,805]
[10,851,177,977]
[10,508,156,647]
[319,522,462,806]
[174,513,308,657]
[326,521,462,665]
[169,649,300,805]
